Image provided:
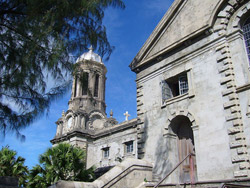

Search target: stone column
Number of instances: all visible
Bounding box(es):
[77,79,81,97]
[81,116,86,130]
[71,78,76,98]
[99,74,104,101]
[56,122,62,137]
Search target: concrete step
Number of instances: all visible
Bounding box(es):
[144,182,250,188]
[152,174,161,182]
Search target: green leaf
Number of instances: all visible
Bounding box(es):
[0,0,125,138]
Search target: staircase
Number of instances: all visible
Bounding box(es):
[142,153,250,188]
[49,158,153,188]
[142,182,250,188]
[48,154,250,188]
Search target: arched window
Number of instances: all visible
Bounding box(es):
[67,116,73,129]
[242,16,250,65]
[74,76,78,97]
[81,72,89,95]
[94,74,99,97]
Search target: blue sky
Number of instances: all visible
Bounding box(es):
[0,0,173,169]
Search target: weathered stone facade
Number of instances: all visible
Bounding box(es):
[51,47,137,170]
[51,0,250,187]
[130,0,250,184]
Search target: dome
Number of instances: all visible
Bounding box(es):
[76,46,102,63]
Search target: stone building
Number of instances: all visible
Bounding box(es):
[50,0,250,187]
[50,46,138,171]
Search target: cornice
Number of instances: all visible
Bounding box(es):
[50,118,138,144]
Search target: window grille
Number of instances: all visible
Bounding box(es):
[243,17,250,65]
[162,73,189,101]
[179,75,189,95]
[103,148,109,158]
[125,141,133,153]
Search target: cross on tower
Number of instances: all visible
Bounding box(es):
[123,111,130,121]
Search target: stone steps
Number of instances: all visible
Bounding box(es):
[143,181,250,188]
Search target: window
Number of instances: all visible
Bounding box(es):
[243,16,250,65]
[102,147,109,159]
[179,75,189,95]
[94,74,99,97]
[67,117,72,129]
[81,72,89,95]
[125,141,133,154]
[162,73,189,100]
[74,76,78,97]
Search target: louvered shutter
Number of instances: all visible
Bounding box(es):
[162,80,172,100]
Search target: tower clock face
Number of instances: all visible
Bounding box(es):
[67,117,72,129]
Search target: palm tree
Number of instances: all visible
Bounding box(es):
[0,146,28,187]
[27,143,95,188]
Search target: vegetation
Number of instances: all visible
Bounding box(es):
[0,0,125,139]
[0,146,28,187]
[27,143,95,188]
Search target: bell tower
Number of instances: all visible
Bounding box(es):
[69,46,107,114]
[51,47,113,149]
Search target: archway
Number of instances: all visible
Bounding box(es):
[169,115,196,183]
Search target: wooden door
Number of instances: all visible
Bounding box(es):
[178,138,196,183]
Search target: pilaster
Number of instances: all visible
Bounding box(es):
[216,43,250,177]
[136,83,146,159]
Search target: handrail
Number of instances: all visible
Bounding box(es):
[153,153,195,188]
[101,164,152,188]
[220,183,250,188]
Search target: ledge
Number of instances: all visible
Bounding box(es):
[162,92,194,108]
[51,118,138,144]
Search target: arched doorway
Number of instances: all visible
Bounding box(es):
[169,115,196,183]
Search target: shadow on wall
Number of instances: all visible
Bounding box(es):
[137,114,149,159]
[141,114,149,151]
[153,133,173,182]
[142,112,174,181]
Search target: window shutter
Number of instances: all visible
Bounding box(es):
[162,80,172,100]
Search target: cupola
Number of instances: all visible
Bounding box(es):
[76,46,102,64]
[69,46,107,114]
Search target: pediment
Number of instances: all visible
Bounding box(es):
[130,0,222,70]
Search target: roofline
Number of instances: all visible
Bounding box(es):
[129,0,226,72]
[129,0,185,70]
[50,118,138,144]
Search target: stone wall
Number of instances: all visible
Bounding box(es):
[133,0,250,183]
[136,37,234,181]
[49,158,153,188]
[87,119,138,169]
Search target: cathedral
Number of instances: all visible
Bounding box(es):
[50,46,138,171]
[50,0,250,187]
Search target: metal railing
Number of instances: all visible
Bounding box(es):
[153,153,195,188]
[220,183,250,188]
